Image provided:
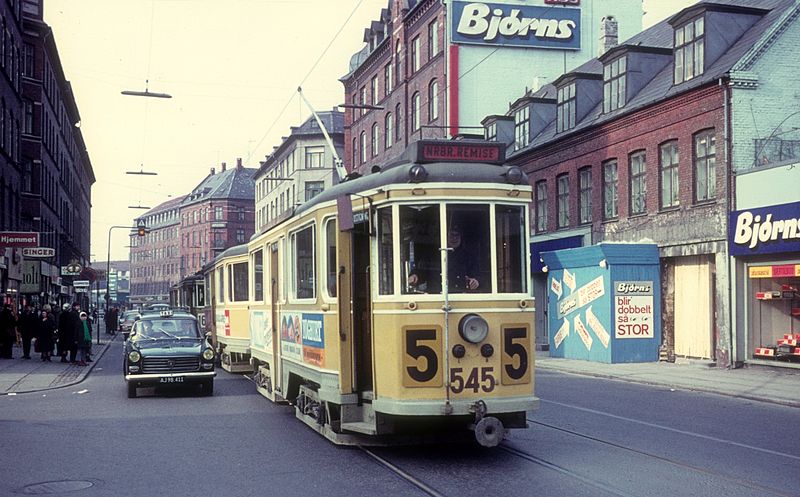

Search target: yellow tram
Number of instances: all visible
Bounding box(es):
[210,140,539,446]
[208,245,253,373]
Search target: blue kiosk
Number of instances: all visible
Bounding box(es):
[541,243,661,363]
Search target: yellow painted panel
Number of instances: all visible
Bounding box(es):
[674,257,712,358]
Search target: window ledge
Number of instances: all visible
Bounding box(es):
[658,206,681,214]
[629,212,648,219]
[692,199,717,208]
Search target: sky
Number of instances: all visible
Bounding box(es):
[43,0,696,262]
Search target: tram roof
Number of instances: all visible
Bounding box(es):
[212,243,248,264]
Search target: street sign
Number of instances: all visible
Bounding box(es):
[73,280,90,288]
[0,232,39,247]
[61,263,82,276]
[74,287,88,293]
[22,247,55,258]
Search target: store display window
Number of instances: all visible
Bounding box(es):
[748,263,800,361]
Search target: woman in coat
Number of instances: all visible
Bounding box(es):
[37,309,57,361]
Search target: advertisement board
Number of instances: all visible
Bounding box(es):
[729,201,800,256]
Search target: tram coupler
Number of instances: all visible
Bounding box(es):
[469,400,506,447]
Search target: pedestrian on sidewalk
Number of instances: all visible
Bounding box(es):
[37,309,56,361]
[57,303,72,363]
[0,304,18,359]
[68,303,82,363]
[18,304,37,360]
[77,312,92,366]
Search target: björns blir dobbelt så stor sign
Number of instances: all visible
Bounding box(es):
[729,201,800,256]
[452,1,580,49]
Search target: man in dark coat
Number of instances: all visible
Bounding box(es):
[0,304,18,359]
[57,303,73,363]
[68,302,82,363]
[18,304,37,359]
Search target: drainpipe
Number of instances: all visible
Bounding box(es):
[720,77,735,369]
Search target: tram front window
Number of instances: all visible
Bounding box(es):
[401,205,441,294]
[445,205,490,294]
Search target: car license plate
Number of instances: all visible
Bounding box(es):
[159,376,184,383]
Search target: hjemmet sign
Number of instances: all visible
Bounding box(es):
[452,1,581,50]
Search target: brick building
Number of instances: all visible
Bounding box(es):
[341,0,642,174]
[492,0,797,365]
[129,196,184,305]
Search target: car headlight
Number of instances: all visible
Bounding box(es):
[128,351,141,363]
[202,349,215,361]
[458,314,489,344]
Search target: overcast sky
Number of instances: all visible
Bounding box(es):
[43,0,695,262]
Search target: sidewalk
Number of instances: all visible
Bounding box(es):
[536,352,800,408]
[0,323,117,395]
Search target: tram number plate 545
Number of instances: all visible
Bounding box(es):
[449,367,495,394]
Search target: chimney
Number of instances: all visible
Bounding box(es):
[221,162,227,172]
[210,167,215,175]
[236,157,243,170]
[599,16,618,57]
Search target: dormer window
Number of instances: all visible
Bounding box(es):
[674,16,704,84]
[514,106,530,150]
[485,122,497,142]
[603,56,626,113]
[556,83,576,133]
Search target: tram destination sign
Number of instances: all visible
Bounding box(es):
[0,231,39,247]
[415,140,505,164]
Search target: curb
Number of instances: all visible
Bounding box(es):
[3,334,118,396]
[537,363,800,409]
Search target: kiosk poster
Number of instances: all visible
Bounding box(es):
[614,281,654,339]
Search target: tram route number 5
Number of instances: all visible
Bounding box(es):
[404,329,443,387]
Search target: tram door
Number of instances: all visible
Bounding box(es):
[270,242,282,397]
[352,222,373,396]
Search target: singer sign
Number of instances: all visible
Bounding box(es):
[451,1,581,49]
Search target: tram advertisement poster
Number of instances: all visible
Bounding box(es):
[280,312,325,367]
[250,310,272,350]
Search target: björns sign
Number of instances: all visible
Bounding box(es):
[452,1,581,49]
[729,201,800,256]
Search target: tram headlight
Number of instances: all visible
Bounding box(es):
[458,314,489,344]
[408,165,428,183]
[505,166,524,185]
[202,348,215,361]
[128,350,141,363]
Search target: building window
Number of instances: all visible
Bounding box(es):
[428,20,439,59]
[556,174,569,229]
[237,207,245,221]
[411,92,420,132]
[305,146,324,168]
[694,130,716,202]
[305,181,324,201]
[674,17,704,84]
[602,159,618,220]
[485,122,497,142]
[371,75,378,106]
[428,79,439,121]
[557,83,576,132]
[411,36,420,72]
[578,167,592,224]
[395,104,402,141]
[359,86,366,116]
[23,42,33,77]
[629,151,646,215]
[360,131,366,164]
[214,206,223,220]
[236,229,246,243]
[535,180,547,232]
[395,41,402,86]
[22,99,32,134]
[603,56,626,113]
[514,105,530,150]
[384,63,393,96]
[384,112,393,149]
[660,141,679,208]
[371,122,379,157]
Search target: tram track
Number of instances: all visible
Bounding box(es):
[358,446,447,497]
[525,417,797,497]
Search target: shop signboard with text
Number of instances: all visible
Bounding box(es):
[729,201,800,256]
[0,232,39,247]
[451,1,581,49]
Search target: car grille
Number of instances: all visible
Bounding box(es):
[142,356,200,373]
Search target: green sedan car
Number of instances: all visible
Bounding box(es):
[123,310,216,398]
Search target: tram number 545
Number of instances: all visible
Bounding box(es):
[450,367,495,394]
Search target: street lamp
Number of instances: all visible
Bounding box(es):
[121,80,172,99]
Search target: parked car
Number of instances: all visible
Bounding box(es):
[119,310,141,339]
[123,310,215,398]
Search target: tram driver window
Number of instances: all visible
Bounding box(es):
[293,225,316,300]
[444,205,491,294]
[496,205,527,293]
[401,205,441,294]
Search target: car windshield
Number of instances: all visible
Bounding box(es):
[137,319,199,339]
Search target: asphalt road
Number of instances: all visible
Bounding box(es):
[1,340,798,497]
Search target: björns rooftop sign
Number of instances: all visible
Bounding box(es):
[452,1,581,50]
[729,201,800,256]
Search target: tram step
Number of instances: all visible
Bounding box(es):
[341,421,378,435]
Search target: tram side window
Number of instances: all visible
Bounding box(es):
[293,225,316,299]
[401,205,441,294]
[445,205,491,294]
[216,267,224,303]
[253,249,264,302]
[325,219,337,298]
[231,262,249,302]
[378,208,394,295]
[496,205,527,293]
[204,273,211,305]
[196,282,205,307]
